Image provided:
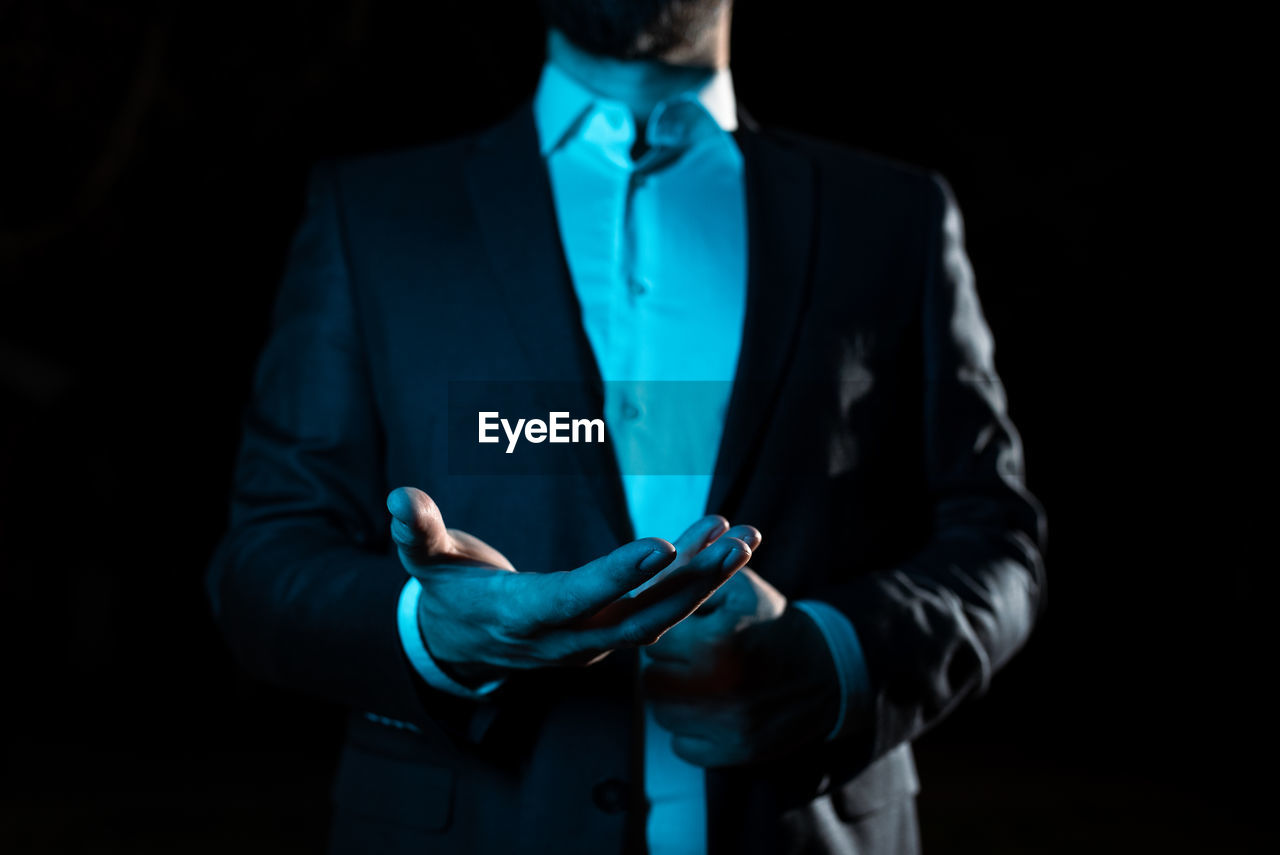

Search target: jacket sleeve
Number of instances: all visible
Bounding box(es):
[819,172,1048,776]
[205,162,478,740]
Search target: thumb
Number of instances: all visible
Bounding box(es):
[387,487,453,565]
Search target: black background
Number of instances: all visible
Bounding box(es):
[0,2,1267,852]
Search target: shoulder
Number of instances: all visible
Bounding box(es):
[748,122,952,216]
[309,134,473,204]
[310,103,531,203]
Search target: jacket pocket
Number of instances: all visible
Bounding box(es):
[830,743,920,821]
[331,742,455,831]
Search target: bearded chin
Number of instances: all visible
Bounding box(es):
[538,0,726,60]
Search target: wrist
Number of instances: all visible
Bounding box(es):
[418,623,508,687]
[397,577,506,698]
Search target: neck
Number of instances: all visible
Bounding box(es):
[654,1,732,68]
[545,27,724,120]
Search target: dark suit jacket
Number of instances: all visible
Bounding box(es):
[206,100,1046,854]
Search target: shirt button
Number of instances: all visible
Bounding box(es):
[628,276,651,297]
[621,401,641,421]
[592,778,629,814]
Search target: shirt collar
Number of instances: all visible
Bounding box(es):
[533,33,738,158]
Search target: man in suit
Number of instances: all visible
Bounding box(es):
[206,1,1046,852]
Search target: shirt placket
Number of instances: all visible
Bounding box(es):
[603,121,651,482]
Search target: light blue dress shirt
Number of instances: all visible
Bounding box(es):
[396,29,870,854]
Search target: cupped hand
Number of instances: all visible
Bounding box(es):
[387,487,756,685]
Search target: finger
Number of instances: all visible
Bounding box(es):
[717,524,762,552]
[692,537,756,616]
[629,535,751,614]
[387,487,453,564]
[686,525,759,616]
[531,538,677,626]
[627,515,729,599]
[671,515,730,565]
[577,536,752,649]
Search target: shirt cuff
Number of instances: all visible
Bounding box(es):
[793,599,871,742]
[397,577,505,699]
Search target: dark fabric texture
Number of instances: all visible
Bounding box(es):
[206,100,1046,854]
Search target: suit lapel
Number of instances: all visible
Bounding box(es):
[464,103,635,546]
[706,124,819,518]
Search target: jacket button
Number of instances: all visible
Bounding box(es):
[592,778,629,814]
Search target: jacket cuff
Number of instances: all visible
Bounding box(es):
[793,599,872,741]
